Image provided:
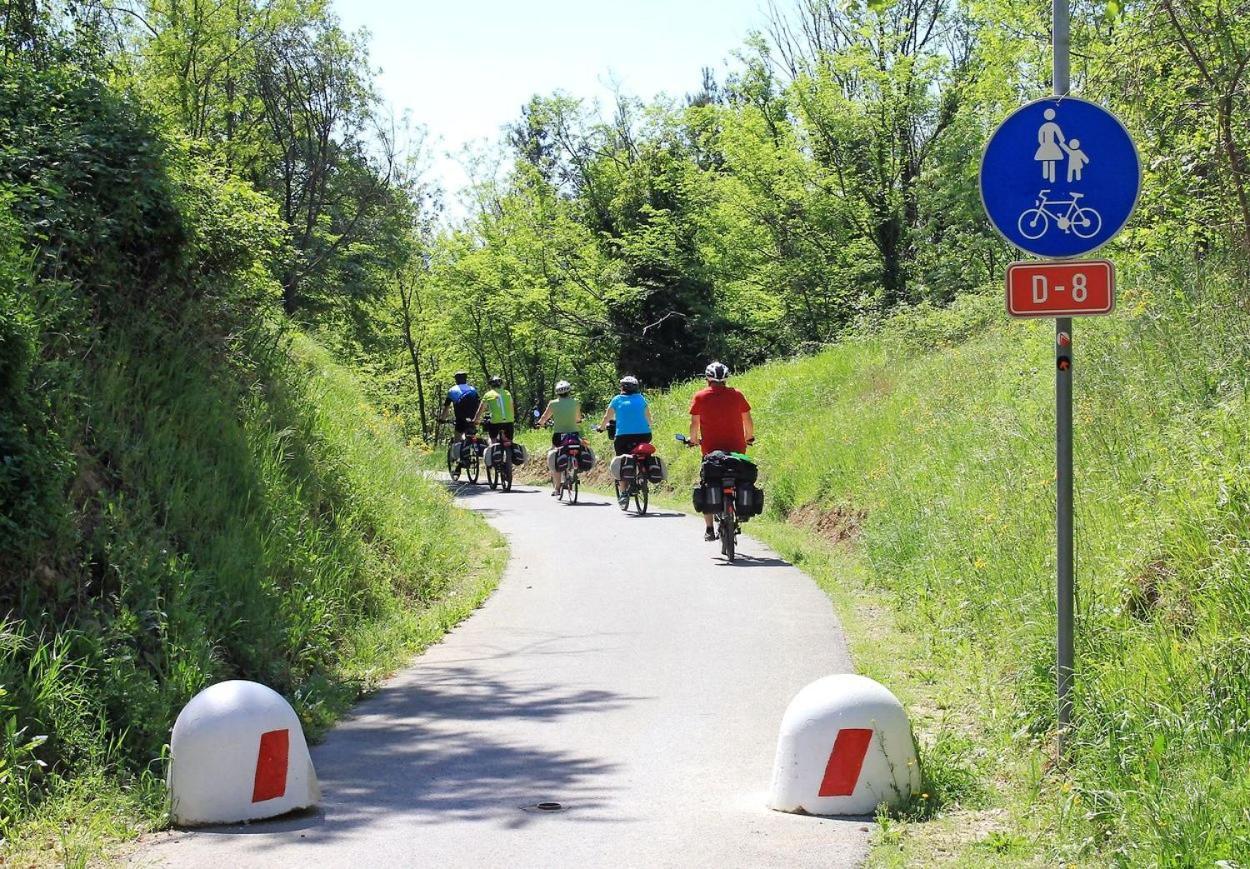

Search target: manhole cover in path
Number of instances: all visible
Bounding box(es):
[521,801,567,813]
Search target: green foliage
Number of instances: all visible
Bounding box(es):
[0,43,502,848]
[621,256,1250,861]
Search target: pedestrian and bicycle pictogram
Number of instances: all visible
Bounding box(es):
[981,96,1140,258]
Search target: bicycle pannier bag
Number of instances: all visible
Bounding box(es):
[577,446,595,472]
[645,455,667,483]
[736,485,765,519]
[610,455,637,481]
[692,484,724,513]
[700,451,756,486]
[692,486,707,513]
[511,443,528,465]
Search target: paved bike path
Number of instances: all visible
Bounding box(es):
[138,481,869,868]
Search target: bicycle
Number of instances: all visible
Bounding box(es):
[443,421,482,485]
[597,426,651,515]
[1016,190,1103,240]
[555,432,585,503]
[482,415,514,493]
[677,434,743,562]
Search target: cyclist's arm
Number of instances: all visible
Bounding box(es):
[536,403,553,428]
[472,401,486,425]
[689,414,701,444]
[645,406,654,427]
[742,411,755,444]
[600,405,616,429]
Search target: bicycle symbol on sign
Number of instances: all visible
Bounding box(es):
[1016,190,1103,241]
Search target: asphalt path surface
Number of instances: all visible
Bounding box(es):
[138,478,869,868]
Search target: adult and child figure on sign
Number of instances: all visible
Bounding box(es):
[441,363,757,541]
[1036,107,1089,184]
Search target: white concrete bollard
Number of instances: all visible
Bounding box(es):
[169,680,320,826]
[769,674,920,816]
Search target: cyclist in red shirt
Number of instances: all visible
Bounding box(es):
[689,361,755,540]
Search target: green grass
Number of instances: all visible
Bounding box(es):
[0,330,504,863]
[519,262,1250,864]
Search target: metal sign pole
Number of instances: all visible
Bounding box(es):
[1053,0,1075,752]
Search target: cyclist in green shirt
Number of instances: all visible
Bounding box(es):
[473,375,516,443]
[536,380,583,496]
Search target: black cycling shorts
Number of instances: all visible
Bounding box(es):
[485,422,515,442]
[552,431,581,448]
[614,433,652,456]
[454,418,477,435]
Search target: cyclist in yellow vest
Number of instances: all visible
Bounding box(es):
[535,380,583,496]
[473,375,516,444]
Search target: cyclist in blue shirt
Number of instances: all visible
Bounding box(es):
[600,376,653,456]
[439,371,481,444]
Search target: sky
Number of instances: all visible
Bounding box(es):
[332,0,775,211]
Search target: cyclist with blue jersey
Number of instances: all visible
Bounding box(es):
[439,371,481,444]
[600,376,653,456]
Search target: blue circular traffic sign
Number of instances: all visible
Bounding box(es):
[980,96,1140,258]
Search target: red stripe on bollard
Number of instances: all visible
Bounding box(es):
[251,728,290,803]
[818,728,873,797]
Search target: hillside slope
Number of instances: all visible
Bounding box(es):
[0,56,504,862]
[521,275,1250,862]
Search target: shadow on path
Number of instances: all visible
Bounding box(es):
[183,661,641,852]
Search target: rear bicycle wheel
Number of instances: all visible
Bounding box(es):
[447,443,460,480]
[466,453,480,484]
[720,510,736,562]
[502,455,513,492]
[486,462,498,490]
[572,472,580,504]
[635,480,648,515]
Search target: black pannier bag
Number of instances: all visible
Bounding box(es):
[645,458,665,484]
[576,448,595,472]
[735,485,765,519]
[692,484,725,514]
[610,455,637,481]
[459,441,475,462]
[700,450,758,487]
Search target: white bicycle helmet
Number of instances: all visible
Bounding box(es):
[704,361,730,382]
[619,375,640,394]
[555,380,572,396]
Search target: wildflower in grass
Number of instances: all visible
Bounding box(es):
[974,557,987,570]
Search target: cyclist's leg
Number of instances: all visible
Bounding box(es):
[550,431,562,494]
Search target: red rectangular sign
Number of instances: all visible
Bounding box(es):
[1005,260,1115,318]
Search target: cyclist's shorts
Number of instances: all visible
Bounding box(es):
[454,418,477,435]
[614,433,652,456]
[486,422,514,442]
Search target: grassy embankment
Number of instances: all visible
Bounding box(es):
[1,331,504,864]
[513,263,1250,864]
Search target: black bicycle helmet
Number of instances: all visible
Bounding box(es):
[704,361,729,382]
[619,375,640,394]
[454,370,469,385]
